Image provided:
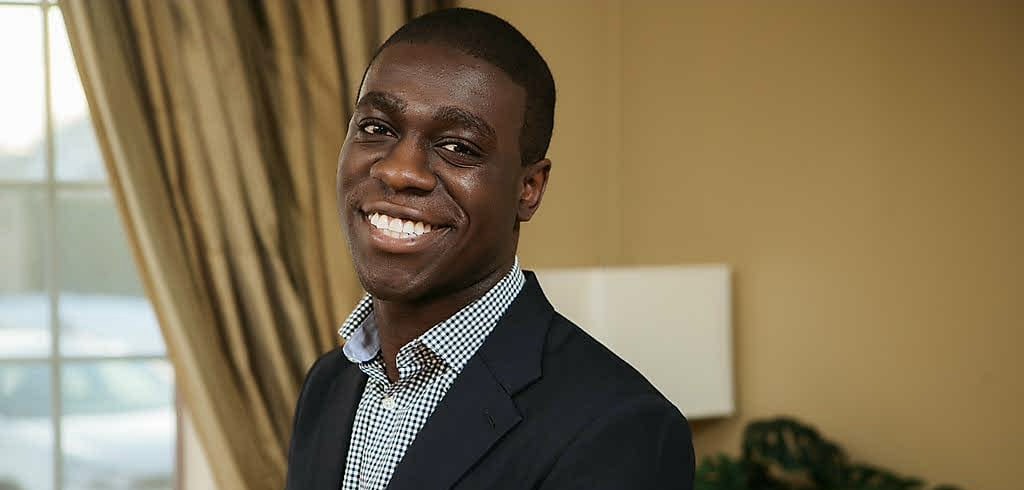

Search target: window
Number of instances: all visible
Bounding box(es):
[0,2,177,490]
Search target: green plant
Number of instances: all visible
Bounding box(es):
[695,417,962,490]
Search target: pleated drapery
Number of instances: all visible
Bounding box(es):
[59,1,447,488]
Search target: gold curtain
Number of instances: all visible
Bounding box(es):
[59,1,446,488]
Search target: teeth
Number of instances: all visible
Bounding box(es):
[367,212,436,238]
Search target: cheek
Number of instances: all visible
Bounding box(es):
[444,167,520,231]
[338,143,375,191]
[337,152,356,190]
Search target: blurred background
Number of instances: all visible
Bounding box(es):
[0,1,1020,490]
[474,3,1022,490]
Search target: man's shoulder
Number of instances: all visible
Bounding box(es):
[527,311,684,420]
[288,346,364,447]
[295,347,361,409]
[305,346,352,381]
[484,310,692,485]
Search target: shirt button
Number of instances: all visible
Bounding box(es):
[382,395,396,410]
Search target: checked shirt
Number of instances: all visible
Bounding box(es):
[337,258,525,490]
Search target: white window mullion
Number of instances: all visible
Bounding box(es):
[0,180,108,190]
[40,3,64,490]
[0,354,168,365]
[0,1,45,7]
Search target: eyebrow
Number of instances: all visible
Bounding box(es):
[433,106,497,143]
[355,91,407,115]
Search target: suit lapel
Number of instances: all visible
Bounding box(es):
[386,272,555,490]
[310,363,367,490]
[386,356,521,490]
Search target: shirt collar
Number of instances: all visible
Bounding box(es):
[339,257,525,373]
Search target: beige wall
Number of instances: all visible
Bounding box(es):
[462,0,625,267]
[464,2,1023,489]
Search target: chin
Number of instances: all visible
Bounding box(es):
[353,257,435,302]
[360,277,417,302]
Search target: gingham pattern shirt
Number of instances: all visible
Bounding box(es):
[337,258,525,490]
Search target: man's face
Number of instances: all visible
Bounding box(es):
[338,42,548,303]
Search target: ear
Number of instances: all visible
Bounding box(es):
[517,158,552,222]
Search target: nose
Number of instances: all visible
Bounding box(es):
[370,137,437,193]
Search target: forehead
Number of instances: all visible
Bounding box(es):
[359,43,526,137]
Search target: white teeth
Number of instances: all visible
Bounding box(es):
[367,212,436,238]
[388,218,403,233]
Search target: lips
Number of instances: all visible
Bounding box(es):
[356,202,452,254]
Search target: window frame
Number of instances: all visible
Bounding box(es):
[0,1,181,489]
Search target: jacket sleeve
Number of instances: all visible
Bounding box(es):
[538,396,695,490]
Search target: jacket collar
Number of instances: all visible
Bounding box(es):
[477,270,554,394]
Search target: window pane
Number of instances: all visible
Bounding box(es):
[49,8,106,182]
[56,189,163,357]
[62,360,174,490]
[0,6,46,181]
[0,362,54,490]
[0,189,51,358]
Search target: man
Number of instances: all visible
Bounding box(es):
[286,8,694,490]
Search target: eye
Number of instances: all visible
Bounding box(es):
[359,122,396,137]
[438,141,480,157]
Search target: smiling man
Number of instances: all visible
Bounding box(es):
[285,8,694,490]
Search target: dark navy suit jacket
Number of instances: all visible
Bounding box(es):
[285,272,695,489]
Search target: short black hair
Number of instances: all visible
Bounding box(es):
[370,8,556,165]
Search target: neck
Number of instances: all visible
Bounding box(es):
[372,257,515,382]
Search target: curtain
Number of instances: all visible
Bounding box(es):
[59,1,447,488]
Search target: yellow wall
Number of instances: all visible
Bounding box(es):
[464,1,1023,488]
